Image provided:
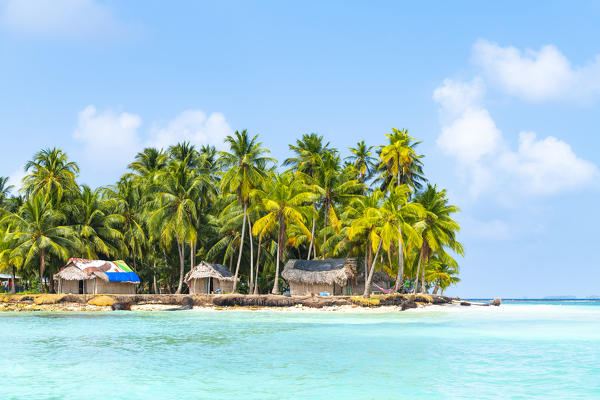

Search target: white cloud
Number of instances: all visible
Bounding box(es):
[499,132,598,195]
[472,39,600,101]
[73,105,142,172]
[0,0,130,39]
[433,78,598,198]
[7,165,26,194]
[72,106,233,173]
[146,110,232,151]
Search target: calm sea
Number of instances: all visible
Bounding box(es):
[1,301,599,399]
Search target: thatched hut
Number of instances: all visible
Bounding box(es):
[184,261,234,294]
[281,258,357,296]
[55,258,140,294]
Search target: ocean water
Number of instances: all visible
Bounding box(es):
[1,302,599,399]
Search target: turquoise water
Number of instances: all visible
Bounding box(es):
[1,302,599,399]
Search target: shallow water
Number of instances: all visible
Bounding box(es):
[1,302,599,399]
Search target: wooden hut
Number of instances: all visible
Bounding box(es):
[55,258,140,294]
[281,258,357,296]
[185,261,234,294]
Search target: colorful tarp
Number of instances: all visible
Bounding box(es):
[64,258,140,283]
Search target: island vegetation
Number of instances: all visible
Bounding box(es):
[0,128,462,298]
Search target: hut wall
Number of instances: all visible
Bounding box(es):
[189,278,208,294]
[214,279,233,293]
[59,279,80,294]
[93,279,136,294]
[289,282,335,296]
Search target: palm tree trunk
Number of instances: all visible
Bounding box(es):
[175,239,185,294]
[247,214,254,294]
[395,233,403,293]
[420,256,427,293]
[363,240,383,298]
[10,265,16,294]
[153,272,158,294]
[322,201,329,259]
[413,246,425,294]
[253,232,263,294]
[39,248,46,292]
[433,283,440,295]
[232,203,247,293]
[271,226,282,294]
[307,217,315,260]
[364,241,369,283]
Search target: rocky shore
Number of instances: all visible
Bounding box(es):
[0,293,497,312]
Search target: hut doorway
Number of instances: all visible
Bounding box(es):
[78,280,84,294]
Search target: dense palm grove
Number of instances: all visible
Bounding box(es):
[0,128,462,296]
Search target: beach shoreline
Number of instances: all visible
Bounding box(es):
[0,293,477,312]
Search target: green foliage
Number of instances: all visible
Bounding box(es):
[0,128,462,295]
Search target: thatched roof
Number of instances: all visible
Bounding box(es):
[54,259,139,283]
[185,261,234,282]
[281,259,356,286]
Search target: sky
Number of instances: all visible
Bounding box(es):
[1,0,599,298]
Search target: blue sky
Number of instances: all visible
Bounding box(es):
[1,0,599,297]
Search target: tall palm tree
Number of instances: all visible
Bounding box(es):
[284,133,333,259]
[3,194,77,291]
[23,148,79,201]
[150,160,200,294]
[219,130,274,293]
[378,128,425,191]
[347,194,386,298]
[104,179,147,270]
[314,153,363,257]
[380,185,424,292]
[413,185,463,293]
[71,186,124,260]
[346,141,376,184]
[0,226,22,294]
[127,147,169,184]
[252,172,314,294]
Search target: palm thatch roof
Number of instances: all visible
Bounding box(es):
[185,261,234,282]
[281,259,356,286]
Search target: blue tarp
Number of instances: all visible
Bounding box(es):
[105,272,140,283]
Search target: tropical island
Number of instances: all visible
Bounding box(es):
[0,128,467,311]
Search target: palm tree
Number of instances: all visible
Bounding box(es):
[127,147,169,184]
[71,186,124,259]
[150,160,200,294]
[0,177,14,207]
[314,152,363,257]
[219,130,274,293]
[413,185,463,293]
[284,133,333,259]
[346,141,376,184]
[23,148,79,201]
[104,179,147,270]
[378,128,425,191]
[425,254,460,294]
[3,194,77,291]
[0,226,22,294]
[380,185,423,292]
[252,172,314,294]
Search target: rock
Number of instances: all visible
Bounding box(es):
[112,301,132,311]
[460,301,471,306]
[491,297,501,306]
[401,300,417,310]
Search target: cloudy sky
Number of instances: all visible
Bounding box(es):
[1,0,598,297]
